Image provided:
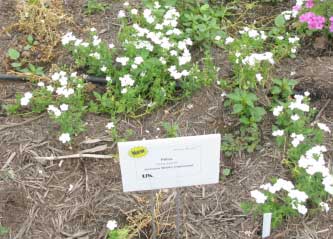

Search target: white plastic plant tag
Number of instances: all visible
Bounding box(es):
[262,213,272,238]
[118,134,221,192]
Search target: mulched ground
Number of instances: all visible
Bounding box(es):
[1,1,333,239]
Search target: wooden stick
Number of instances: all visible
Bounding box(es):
[1,152,16,170]
[35,153,114,161]
[313,99,331,123]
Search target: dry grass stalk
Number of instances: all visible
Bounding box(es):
[7,0,73,63]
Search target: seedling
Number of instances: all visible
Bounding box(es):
[85,0,110,15]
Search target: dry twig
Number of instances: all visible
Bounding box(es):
[35,153,114,161]
[1,152,16,170]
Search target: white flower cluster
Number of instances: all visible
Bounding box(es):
[272,129,284,137]
[242,52,275,67]
[225,37,234,45]
[62,32,90,47]
[250,190,267,204]
[20,92,33,106]
[269,90,332,215]
[106,220,117,231]
[61,32,77,45]
[51,71,75,98]
[317,122,331,133]
[298,145,333,198]
[19,71,80,144]
[119,74,134,89]
[239,27,267,41]
[59,133,70,144]
[62,29,116,66]
[105,122,115,129]
[273,105,284,116]
[115,3,193,93]
[289,94,310,112]
[252,178,309,215]
[168,66,190,80]
[47,104,69,118]
[290,133,305,147]
[281,0,304,20]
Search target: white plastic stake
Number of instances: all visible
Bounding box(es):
[262,213,272,238]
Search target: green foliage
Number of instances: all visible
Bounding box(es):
[179,2,227,47]
[64,4,210,117]
[222,168,231,177]
[85,0,109,15]
[226,89,266,125]
[107,228,129,239]
[7,48,20,60]
[274,15,286,28]
[27,0,40,4]
[24,35,38,50]
[0,225,9,236]
[6,37,44,76]
[271,78,297,101]
[162,122,179,138]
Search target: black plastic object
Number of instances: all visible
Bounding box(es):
[0,73,108,85]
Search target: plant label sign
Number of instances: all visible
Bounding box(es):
[118,134,221,192]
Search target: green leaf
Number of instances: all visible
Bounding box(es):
[24,45,32,51]
[7,48,20,60]
[19,68,29,73]
[252,107,266,122]
[28,63,36,71]
[223,168,231,176]
[0,225,9,236]
[11,62,22,68]
[27,35,34,44]
[233,103,243,114]
[275,15,286,28]
[108,228,129,239]
[271,86,281,95]
[200,4,210,12]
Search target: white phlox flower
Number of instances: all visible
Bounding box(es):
[59,133,70,143]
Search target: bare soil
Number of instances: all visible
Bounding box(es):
[1,1,333,239]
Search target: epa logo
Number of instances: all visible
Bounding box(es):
[142,174,153,178]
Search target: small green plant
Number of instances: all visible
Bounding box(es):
[223,88,265,153]
[178,2,227,47]
[271,78,298,101]
[24,34,39,50]
[85,0,110,15]
[225,88,266,126]
[161,122,179,138]
[0,225,9,236]
[7,48,20,60]
[7,36,44,76]
[106,220,129,239]
[222,168,232,177]
[107,228,129,239]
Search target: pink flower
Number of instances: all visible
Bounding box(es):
[305,0,314,9]
[299,12,326,30]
